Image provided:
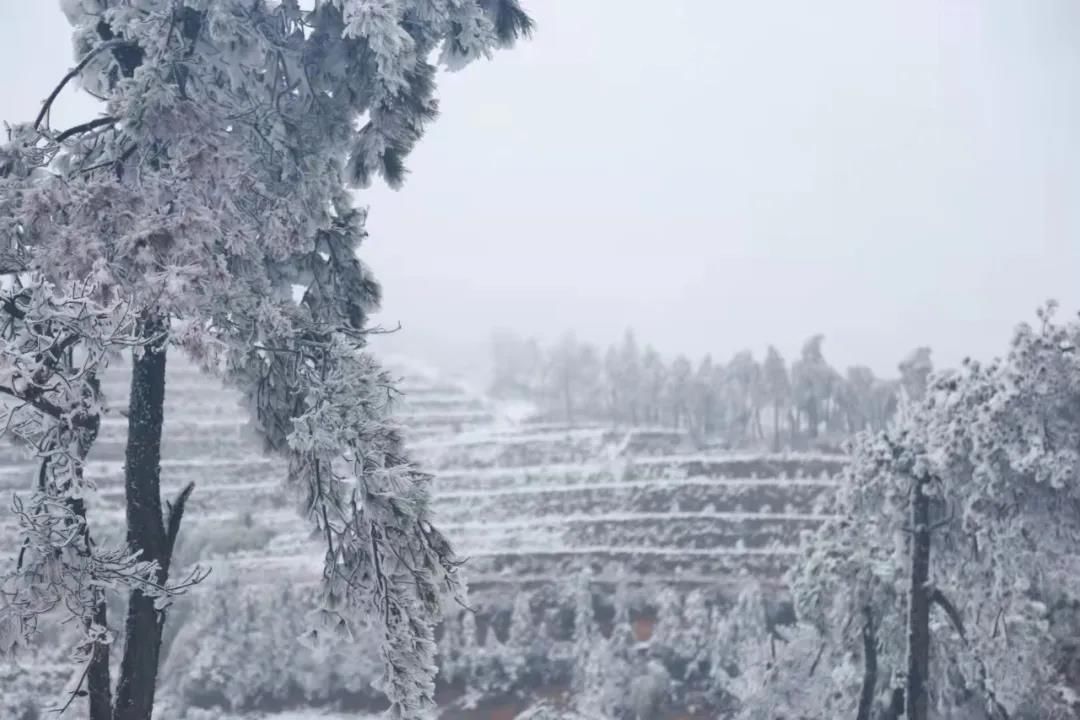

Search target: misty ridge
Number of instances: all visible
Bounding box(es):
[486,330,934,452]
[0,3,1078,720]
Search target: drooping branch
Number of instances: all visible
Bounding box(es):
[481,0,536,46]
[228,335,464,714]
[930,588,1010,720]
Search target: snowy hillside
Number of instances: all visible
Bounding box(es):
[0,353,847,719]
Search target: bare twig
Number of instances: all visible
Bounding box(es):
[161,481,195,577]
[807,639,827,677]
[930,587,966,642]
[53,654,92,715]
[55,116,117,143]
[34,40,135,131]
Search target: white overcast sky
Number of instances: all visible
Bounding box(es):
[1,1,1078,379]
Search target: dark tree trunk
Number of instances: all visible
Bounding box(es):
[772,404,781,452]
[563,375,573,427]
[87,595,112,719]
[113,316,168,720]
[702,396,714,438]
[905,471,932,720]
[856,606,877,720]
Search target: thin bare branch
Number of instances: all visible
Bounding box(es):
[34,40,135,131]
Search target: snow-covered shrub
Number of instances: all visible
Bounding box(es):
[162,577,384,714]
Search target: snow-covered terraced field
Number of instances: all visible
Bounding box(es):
[0,354,847,593]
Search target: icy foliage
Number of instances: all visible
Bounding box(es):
[515,703,598,720]
[574,579,670,720]
[150,564,791,717]
[0,275,192,665]
[163,576,385,712]
[743,304,1080,718]
[729,621,857,720]
[0,0,531,714]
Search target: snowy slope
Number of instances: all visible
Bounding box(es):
[0,352,847,719]
[0,355,845,591]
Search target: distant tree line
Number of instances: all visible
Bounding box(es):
[490,330,935,451]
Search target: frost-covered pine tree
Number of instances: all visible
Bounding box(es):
[744,303,1080,719]
[649,585,683,652]
[0,1,532,718]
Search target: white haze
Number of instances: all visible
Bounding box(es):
[2,1,1078,383]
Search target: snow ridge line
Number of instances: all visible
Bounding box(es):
[435,462,609,479]
[197,573,788,591]
[252,511,835,549]
[0,455,278,478]
[211,544,802,572]
[442,510,834,530]
[0,469,837,497]
[436,476,840,500]
[462,545,802,558]
[411,427,611,449]
[0,505,833,544]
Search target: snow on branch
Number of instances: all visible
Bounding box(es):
[0,277,206,662]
